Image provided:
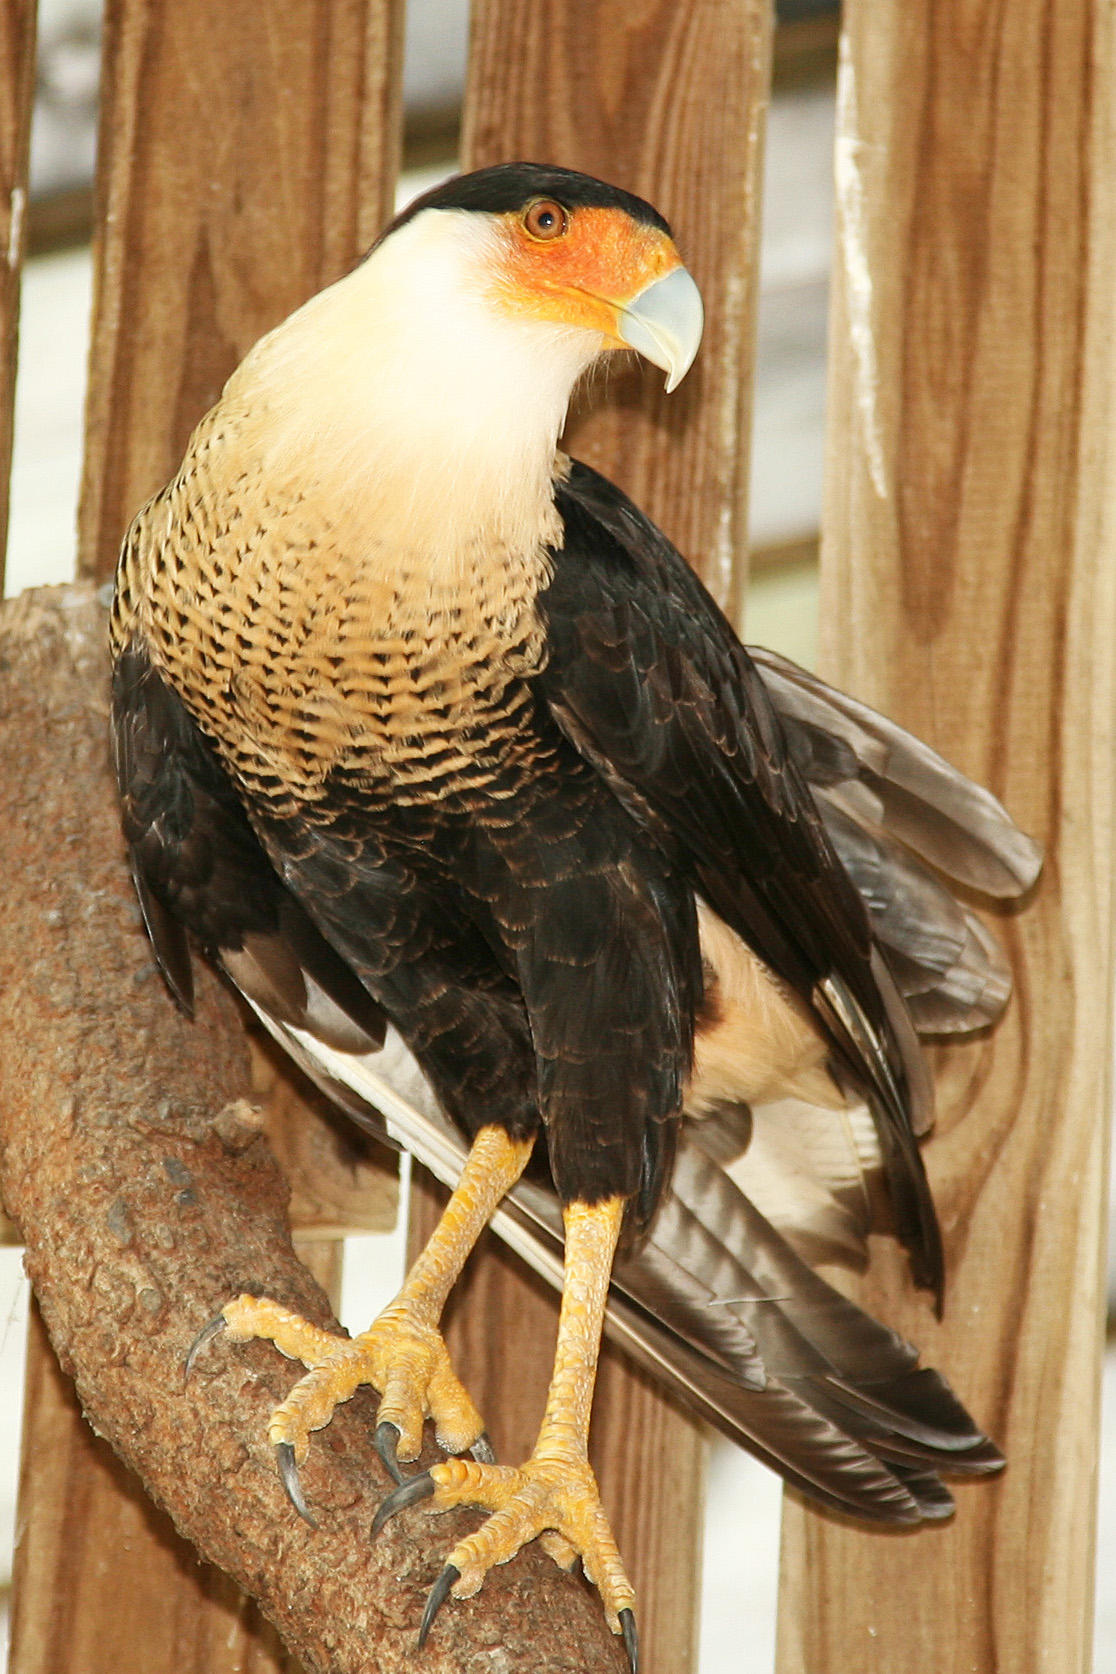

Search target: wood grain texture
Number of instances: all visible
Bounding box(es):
[79,0,405,583]
[776,4,1114,1670]
[0,0,35,589]
[15,6,405,1672]
[405,8,771,1669]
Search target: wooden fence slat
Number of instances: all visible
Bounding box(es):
[776,4,1114,1670]
[0,0,34,594]
[11,6,405,1672]
[0,0,35,1247]
[11,1303,302,1674]
[78,0,404,584]
[250,1036,399,1241]
[409,4,772,1669]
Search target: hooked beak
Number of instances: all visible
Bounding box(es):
[617,266,704,393]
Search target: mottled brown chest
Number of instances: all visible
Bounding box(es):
[113,425,555,816]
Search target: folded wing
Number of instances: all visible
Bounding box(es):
[112,552,1036,1523]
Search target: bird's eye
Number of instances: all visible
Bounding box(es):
[522,198,569,242]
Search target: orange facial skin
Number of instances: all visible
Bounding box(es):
[489,203,685,342]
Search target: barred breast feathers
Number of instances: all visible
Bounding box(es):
[111,410,585,810]
[110,209,612,810]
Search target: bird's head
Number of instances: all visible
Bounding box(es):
[377,162,705,394]
[229,164,703,560]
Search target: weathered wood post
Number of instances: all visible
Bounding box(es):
[777,4,1114,1669]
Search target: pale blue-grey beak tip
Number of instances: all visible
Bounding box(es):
[618,265,704,393]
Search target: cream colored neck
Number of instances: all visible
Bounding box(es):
[219,208,603,575]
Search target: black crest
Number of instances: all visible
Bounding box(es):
[377,162,672,247]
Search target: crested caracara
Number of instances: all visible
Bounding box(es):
[111,162,1039,1667]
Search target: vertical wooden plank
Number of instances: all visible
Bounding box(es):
[776,3,1114,1670]
[12,1304,303,1674]
[79,0,404,582]
[410,5,773,1670]
[250,1035,399,1241]
[0,56,45,1654]
[11,6,405,1673]
[0,0,36,590]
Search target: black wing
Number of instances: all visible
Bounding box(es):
[261,1022,1001,1525]
[111,642,387,1053]
[540,460,942,1295]
[110,598,1025,1523]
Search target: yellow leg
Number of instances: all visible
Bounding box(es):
[197,1125,535,1489]
[375,1196,637,1659]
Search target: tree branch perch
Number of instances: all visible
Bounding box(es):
[0,583,626,1673]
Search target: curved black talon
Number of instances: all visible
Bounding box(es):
[276,1441,318,1529]
[619,1608,639,1674]
[184,1311,227,1380]
[371,1470,436,1538]
[373,1420,406,1485]
[417,1564,460,1649]
[469,1430,496,1465]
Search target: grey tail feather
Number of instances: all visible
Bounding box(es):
[812,958,944,1304]
[752,648,1043,1299]
[819,799,1015,1034]
[752,645,1042,899]
[251,1013,1002,1529]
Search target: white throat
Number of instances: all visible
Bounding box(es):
[226,209,606,569]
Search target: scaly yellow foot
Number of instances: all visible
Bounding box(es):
[188,1291,490,1519]
[374,1450,636,1635]
[186,1125,534,1520]
[371,1196,639,1671]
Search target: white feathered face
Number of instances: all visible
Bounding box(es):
[223,180,702,566]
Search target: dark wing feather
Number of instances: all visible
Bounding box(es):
[261,1021,1000,1525]
[111,619,1018,1526]
[818,801,1015,1033]
[753,645,1040,1035]
[751,645,1042,898]
[111,643,386,1052]
[542,461,942,1295]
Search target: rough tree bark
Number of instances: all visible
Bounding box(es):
[0,582,627,1674]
